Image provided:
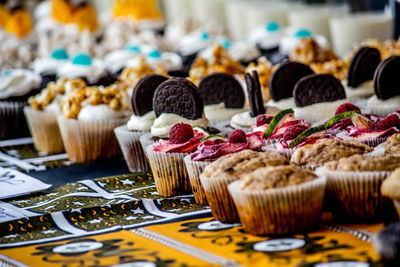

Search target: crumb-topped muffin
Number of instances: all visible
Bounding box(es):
[291,139,373,167]
[324,154,400,172]
[382,168,400,219]
[385,133,400,155]
[200,150,289,223]
[228,165,326,235]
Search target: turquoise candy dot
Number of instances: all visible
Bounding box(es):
[266,21,280,32]
[148,49,161,58]
[72,53,92,66]
[222,38,231,50]
[200,30,210,40]
[295,29,312,38]
[124,45,141,53]
[1,70,11,77]
[51,48,69,60]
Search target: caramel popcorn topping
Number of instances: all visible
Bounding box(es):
[351,38,400,61]
[118,56,167,86]
[310,59,349,81]
[189,44,245,85]
[290,38,338,65]
[29,78,86,111]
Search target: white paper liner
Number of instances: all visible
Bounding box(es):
[228,177,327,235]
[24,107,64,153]
[114,125,150,172]
[57,116,127,162]
[146,145,192,197]
[199,173,239,223]
[0,101,28,140]
[139,133,155,158]
[262,143,295,159]
[183,155,211,206]
[316,167,394,221]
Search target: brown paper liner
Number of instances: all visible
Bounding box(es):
[183,155,211,206]
[146,145,192,197]
[317,167,395,222]
[228,177,327,235]
[24,107,64,153]
[57,116,127,162]
[114,125,149,172]
[200,174,239,223]
[0,101,30,140]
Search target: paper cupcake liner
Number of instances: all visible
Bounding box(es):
[146,145,192,197]
[0,101,30,140]
[24,107,64,153]
[183,155,211,206]
[114,125,150,172]
[317,167,394,222]
[199,174,239,223]
[228,177,327,235]
[57,116,127,162]
[139,133,156,158]
[336,132,387,147]
[262,143,295,159]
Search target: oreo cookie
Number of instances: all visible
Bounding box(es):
[198,73,244,108]
[347,46,381,88]
[153,78,204,120]
[294,74,346,107]
[269,61,314,101]
[374,56,400,100]
[132,74,169,116]
[245,70,265,117]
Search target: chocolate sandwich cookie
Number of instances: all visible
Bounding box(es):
[374,56,400,100]
[245,70,265,117]
[198,73,244,108]
[347,46,381,88]
[153,78,204,120]
[269,61,314,101]
[294,74,346,107]
[132,74,169,116]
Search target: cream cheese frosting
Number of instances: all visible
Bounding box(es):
[58,58,107,84]
[230,111,257,129]
[268,97,296,110]
[367,95,400,110]
[204,102,247,121]
[248,21,284,50]
[77,104,130,121]
[228,42,261,62]
[294,99,347,122]
[31,58,68,75]
[127,111,156,132]
[343,80,374,99]
[151,113,209,138]
[0,69,41,99]
[104,48,141,74]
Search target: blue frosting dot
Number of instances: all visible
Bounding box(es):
[1,70,11,77]
[222,38,231,50]
[51,48,69,60]
[295,29,312,38]
[124,45,141,53]
[148,49,161,58]
[72,53,92,66]
[266,21,280,32]
[200,30,210,40]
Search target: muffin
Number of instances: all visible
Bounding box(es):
[291,139,373,168]
[0,69,41,140]
[320,154,400,221]
[200,150,289,223]
[57,84,130,162]
[385,133,400,155]
[382,168,400,219]
[228,165,326,235]
[25,78,86,153]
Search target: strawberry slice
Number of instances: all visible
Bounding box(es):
[246,133,263,150]
[349,127,399,140]
[376,114,400,130]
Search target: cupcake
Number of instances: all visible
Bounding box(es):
[229,165,326,235]
[186,129,264,205]
[385,133,400,155]
[279,28,329,57]
[0,69,41,140]
[382,168,400,219]
[200,150,289,223]
[31,48,70,89]
[25,78,86,153]
[249,21,284,55]
[114,74,168,172]
[145,78,209,197]
[319,154,400,221]
[291,139,373,169]
[104,44,142,80]
[58,84,131,162]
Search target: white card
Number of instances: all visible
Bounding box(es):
[0,202,26,223]
[0,168,51,199]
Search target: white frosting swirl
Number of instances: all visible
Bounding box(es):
[151,113,209,138]
[58,59,107,84]
[267,97,296,110]
[178,31,217,56]
[367,95,400,109]
[31,58,68,75]
[249,27,284,50]
[77,104,130,121]
[127,111,156,132]
[147,52,183,71]
[294,99,347,122]
[104,49,141,74]
[228,42,261,62]
[343,80,374,100]
[230,111,257,129]
[204,103,247,121]
[0,69,41,99]
[279,28,329,55]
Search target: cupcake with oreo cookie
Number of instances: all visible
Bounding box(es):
[114,74,168,172]
[0,69,41,140]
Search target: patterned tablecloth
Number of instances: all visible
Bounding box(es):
[0,138,384,267]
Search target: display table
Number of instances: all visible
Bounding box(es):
[0,138,382,266]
